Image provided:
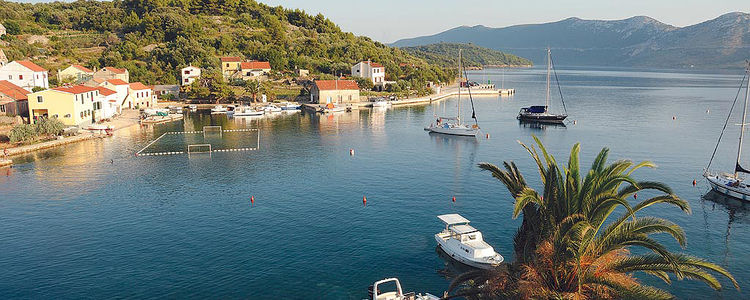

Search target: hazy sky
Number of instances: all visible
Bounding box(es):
[260,0,747,43]
[18,0,748,43]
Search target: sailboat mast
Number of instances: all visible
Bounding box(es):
[458,49,462,125]
[546,47,551,108]
[738,61,750,177]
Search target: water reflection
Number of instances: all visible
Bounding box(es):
[435,246,477,280]
[518,120,568,131]
[701,190,750,266]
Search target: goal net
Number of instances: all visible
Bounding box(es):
[187,144,212,154]
[203,125,223,137]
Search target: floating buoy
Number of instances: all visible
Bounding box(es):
[363,196,367,206]
[486,133,490,139]
[634,193,638,199]
[350,149,355,156]
[452,196,456,203]
[707,109,710,114]
[693,179,697,186]
[573,120,577,125]
[672,116,676,120]
[250,195,255,205]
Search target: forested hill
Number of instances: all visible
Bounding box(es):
[401,43,532,68]
[0,0,452,85]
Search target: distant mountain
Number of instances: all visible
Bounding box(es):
[401,43,533,68]
[391,12,750,68]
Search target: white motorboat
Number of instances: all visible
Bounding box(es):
[366,278,440,300]
[211,105,228,114]
[427,49,480,137]
[705,61,750,200]
[322,103,345,113]
[280,103,301,110]
[188,104,198,111]
[168,105,182,114]
[262,104,282,113]
[435,214,504,269]
[234,105,263,116]
[143,108,169,116]
[372,99,391,108]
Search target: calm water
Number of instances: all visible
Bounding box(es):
[2,67,750,299]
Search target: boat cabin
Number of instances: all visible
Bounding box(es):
[437,214,496,259]
[520,105,548,114]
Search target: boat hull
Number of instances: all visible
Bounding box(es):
[427,126,479,137]
[434,234,500,270]
[705,174,750,201]
[517,114,567,124]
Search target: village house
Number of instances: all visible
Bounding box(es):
[0,80,30,120]
[296,69,310,77]
[311,80,360,104]
[93,86,119,120]
[95,79,130,109]
[93,67,129,83]
[0,60,49,91]
[153,85,180,99]
[0,49,7,67]
[126,82,155,109]
[351,61,386,87]
[239,61,272,81]
[220,57,242,80]
[181,66,201,86]
[58,65,94,84]
[28,85,100,127]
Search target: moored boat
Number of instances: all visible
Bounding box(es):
[704,61,750,200]
[280,103,301,110]
[322,103,345,113]
[518,48,568,124]
[234,105,263,116]
[262,104,282,113]
[435,214,503,269]
[426,49,480,137]
[211,105,228,114]
[366,278,440,300]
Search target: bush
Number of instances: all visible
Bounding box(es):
[8,124,36,143]
[35,118,64,136]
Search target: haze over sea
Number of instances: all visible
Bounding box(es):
[2,67,749,299]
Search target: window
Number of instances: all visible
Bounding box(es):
[0,105,5,113]
[37,96,43,103]
[185,70,190,75]
[226,63,229,67]
[185,79,189,83]
[19,75,23,80]
[8,75,12,80]
[64,114,71,118]
[80,112,84,118]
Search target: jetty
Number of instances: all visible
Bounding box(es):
[140,114,184,125]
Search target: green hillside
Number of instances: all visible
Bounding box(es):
[0,0,453,92]
[401,43,532,68]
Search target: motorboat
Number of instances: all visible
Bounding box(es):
[188,104,198,111]
[426,49,480,137]
[366,278,440,300]
[234,105,263,116]
[262,104,282,113]
[322,103,345,113]
[705,61,750,201]
[518,48,568,124]
[168,105,182,114]
[372,98,391,108]
[211,105,228,114]
[280,103,301,110]
[435,214,504,269]
[143,108,169,116]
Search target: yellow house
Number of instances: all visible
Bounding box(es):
[58,65,94,83]
[220,57,242,80]
[28,85,100,126]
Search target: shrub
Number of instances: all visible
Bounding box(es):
[35,118,64,136]
[8,124,37,143]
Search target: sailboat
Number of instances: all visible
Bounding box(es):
[426,49,480,137]
[518,48,568,124]
[705,61,750,200]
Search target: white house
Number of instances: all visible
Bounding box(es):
[0,23,6,37]
[0,60,49,91]
[93,86,119,119]
[126,82,155,109]
[181,66,201,86]
[0,49,7,67]
[97,79,130,109]
[351,61,385,86]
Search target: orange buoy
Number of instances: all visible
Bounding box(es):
[363,196,367,206]
[486,133,490,139]
[634,193,638,199]
[693,179,697,186]
[250,195,255,205]
[452,196,456,202]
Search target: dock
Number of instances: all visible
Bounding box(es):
[140,114,184,125]
[0,159,11,168]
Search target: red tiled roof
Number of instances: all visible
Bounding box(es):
[221,57,242,62]
[241,61,271,69]
[16,60,47,72]
[105,79,128,85]
[129,82,150,90]
[362,61,384,68]
[314,80,359,91]
[72,64,94,73]
[51,85,98,95]
[0,80,30,101]
[94,86,117,96]
[103,67,127,74]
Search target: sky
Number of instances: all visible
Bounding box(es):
[259,0,748,43]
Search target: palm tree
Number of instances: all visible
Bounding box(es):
[245,79,261,102]
[447,136,738,299]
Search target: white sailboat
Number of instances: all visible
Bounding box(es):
[426,49,480,137]
[705,61,750,200]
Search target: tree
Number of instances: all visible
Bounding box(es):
[353,76,374,91]
[448,137,738,299]
[4,20,21,35]
[245,79,260,102]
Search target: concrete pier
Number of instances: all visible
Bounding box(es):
[0,159,13,168]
